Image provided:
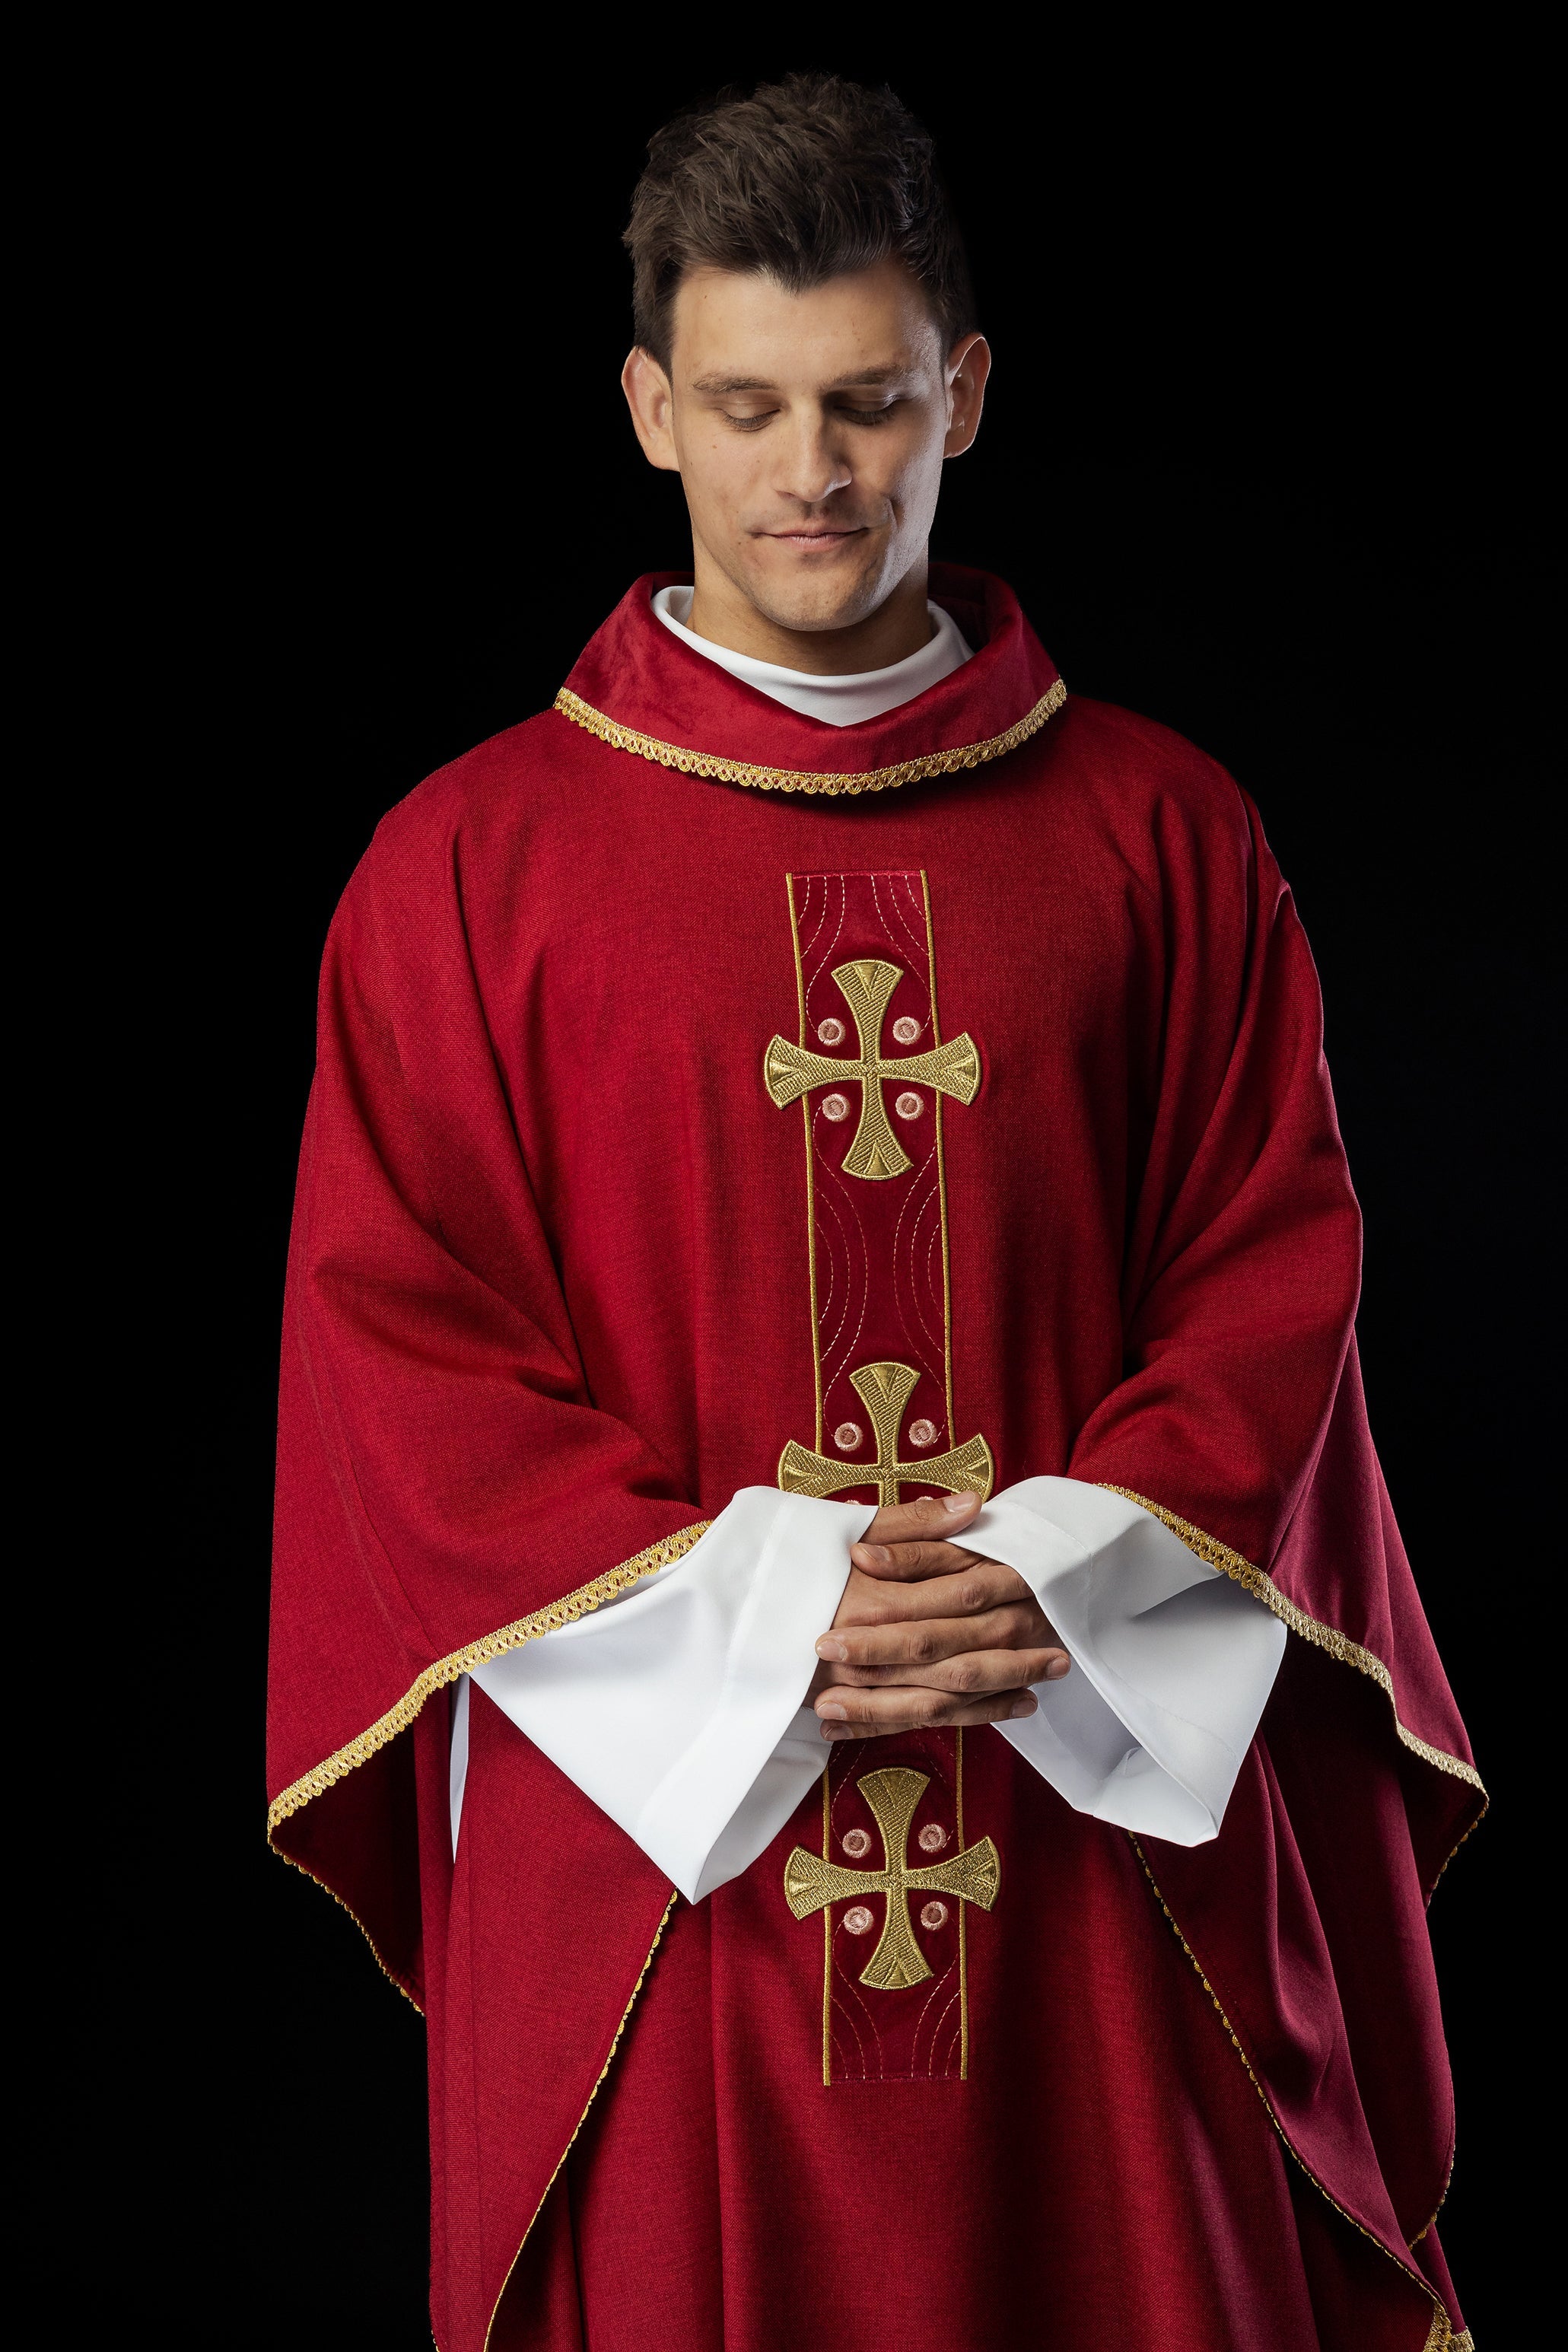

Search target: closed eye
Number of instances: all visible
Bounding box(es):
[717,399,908,432]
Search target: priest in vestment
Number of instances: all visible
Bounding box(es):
[267,74,1481,2351]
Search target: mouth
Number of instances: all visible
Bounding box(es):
[760,526,868,550]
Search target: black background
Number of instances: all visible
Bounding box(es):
[162,33,1549,2347]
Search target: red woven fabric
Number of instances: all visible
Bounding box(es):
[485,1683,1456,2352]
[269,568,1477,2348]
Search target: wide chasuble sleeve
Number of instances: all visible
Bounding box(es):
[268,567,1481,2352]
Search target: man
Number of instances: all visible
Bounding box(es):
[268,75,1481,2351]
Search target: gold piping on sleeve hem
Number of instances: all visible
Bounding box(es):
[1132,1841,1467,2350]
[552,678,1067,796]
[1096,1487,1485,1798]
[266,1523,712,1833]
[482,1889,679,2352]
[269,1844,425,2013]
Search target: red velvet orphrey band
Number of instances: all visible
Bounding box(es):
[268,566,1483,2350]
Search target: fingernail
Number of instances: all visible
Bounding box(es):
[1010,1697,1037,1718]
[815,1637,848,1661]
[817,1701,847,1720]
[854,1544,891,1567]
[823,1723,851,1739]
[1045,1655,1070,1679]
[942,1493,972,1514]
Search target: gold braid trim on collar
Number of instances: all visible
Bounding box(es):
[552,676,1067,795]
[1099,1486,1486,1800]
[266,1521,712,1833]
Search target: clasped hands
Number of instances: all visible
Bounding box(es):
[809,1491,1070,1740]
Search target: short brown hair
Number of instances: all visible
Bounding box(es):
[624,75,975,371]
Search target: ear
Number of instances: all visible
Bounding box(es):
[943,333,992,460]
[622,347,681,473]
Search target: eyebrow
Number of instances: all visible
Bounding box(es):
[689,363,914,395]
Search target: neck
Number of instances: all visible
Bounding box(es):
[684,550,933,675]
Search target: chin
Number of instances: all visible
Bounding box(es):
[743,552,892,638]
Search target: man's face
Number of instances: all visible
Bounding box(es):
[624,259,988,638]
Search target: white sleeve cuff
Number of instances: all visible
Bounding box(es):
[465,1487,874,1899]
[972,1478,1287,1846]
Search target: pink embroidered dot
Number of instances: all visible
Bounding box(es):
[844,1905,875,1935]
[918,1823,947,1852]
[892,1016,921,1043]
[816,1016,846,1046]
[832,1421,863,1451]
[920,1901,949,1930]
[822,1093,851,1121]
[908,1419,939,1448]
[894,1090,924,1119]
[841,1828,872,1858]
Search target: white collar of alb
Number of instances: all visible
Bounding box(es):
[650,584,972,728]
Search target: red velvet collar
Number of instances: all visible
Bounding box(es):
[555,562,1065,797]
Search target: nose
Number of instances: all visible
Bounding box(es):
[774,404,853,507]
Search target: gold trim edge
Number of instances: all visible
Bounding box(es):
[1098,1487,1485,1799]
[270,1844,428,2013]
[482,1889,679,2351]
[552,677,1067,797]
[1133,1841,1469,2350]
[266,1523,712,1833]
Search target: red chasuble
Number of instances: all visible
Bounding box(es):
[268,567,1482,2351]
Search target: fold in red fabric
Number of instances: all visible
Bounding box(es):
[269,566,1479,2349]
[558,563,1061,779]
[481,1674,1460,2352]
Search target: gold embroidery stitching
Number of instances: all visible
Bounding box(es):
[482,1890,679,2352]
[821,1766,833,2086]
[553,677,1067,796]
[956,1726,968,2079]
[787,1766,1000,1990]
[784,875,824,1453]
[782,873,987,2078]
[266,1523,712,1832]
[1096,1487,1486,1799]
[780,1359,994,1508]
[1132,1841,1463,2347]
[924,875,958,1445]
[764,956,980,1180]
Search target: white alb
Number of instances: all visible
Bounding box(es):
[650,583,972,726]
[454,1480,1283,1890]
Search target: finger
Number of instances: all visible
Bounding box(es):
[824,1646,1070,1695]
[816,1685,1039,1738]
[820,1605,1057,1669]
[833,1561,1032,1627]
[849,1537,981,1581]
[861,1491,981,1548]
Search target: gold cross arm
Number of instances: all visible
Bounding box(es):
[763,956,980,1180]
[784,1766,1000,1989]
[778,1360,994,1509]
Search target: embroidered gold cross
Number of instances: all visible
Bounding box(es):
[785,1766,1000,1989]
[764,957,980,1180]
[778,1360,994,1507]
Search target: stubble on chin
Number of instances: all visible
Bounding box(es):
[734,542,895,638]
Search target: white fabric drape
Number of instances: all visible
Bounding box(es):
[465,1489,874,1898]
[455,1481,1284,1892]
[650,584,972,725]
